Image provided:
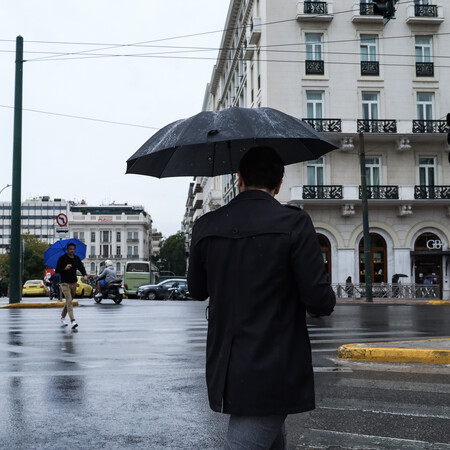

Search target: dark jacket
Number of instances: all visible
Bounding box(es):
[55,253,86,284]
[188,190,336,416]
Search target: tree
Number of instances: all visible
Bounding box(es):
[158,231,186,276]
[22,234,50,282]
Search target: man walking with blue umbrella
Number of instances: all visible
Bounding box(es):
[55,242,87,329]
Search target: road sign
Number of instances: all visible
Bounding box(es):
[56,227,69,233]
[56,213,68,227]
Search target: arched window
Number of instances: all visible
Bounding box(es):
[359,233,387,283]
[90,262,95,274]
[317,234,332,282]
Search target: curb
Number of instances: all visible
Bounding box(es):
[338,339,450,365]
[428,300,450,305]
[0,301,79,309]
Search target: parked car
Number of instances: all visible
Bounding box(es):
[137,278,190,300]
[76,276,94,298]
[22,280,49,297]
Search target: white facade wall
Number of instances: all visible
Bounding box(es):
[186,0,450,298]
[69,205,152,276]
[0,197,69,253]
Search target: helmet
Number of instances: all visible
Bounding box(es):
[105,260,113,267]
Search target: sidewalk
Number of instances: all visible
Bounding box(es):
[338,338,450,364]
[337,298,450,305]
[0,297,79,309]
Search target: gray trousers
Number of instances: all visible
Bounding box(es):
[223,414,287,450]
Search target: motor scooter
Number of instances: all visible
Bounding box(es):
[94,278,124,304]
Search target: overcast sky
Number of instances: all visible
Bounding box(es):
[0,0,230,237]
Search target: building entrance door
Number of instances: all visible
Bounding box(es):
[359,233,387,283]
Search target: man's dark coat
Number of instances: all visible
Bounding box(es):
[188,190,336,416]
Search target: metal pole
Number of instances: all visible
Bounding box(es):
[9,36,24,304]
[359,133,373,303]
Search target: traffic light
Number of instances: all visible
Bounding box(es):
[372,0,397,24]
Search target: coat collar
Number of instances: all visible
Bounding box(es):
[231,189,279,204]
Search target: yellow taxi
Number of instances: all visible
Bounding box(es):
[76,276,94,298]
[22,280,49,297]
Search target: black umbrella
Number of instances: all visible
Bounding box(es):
[393,274,408,277]
[126,107,337,178]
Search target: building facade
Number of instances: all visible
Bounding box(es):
[69,204,152,277]
[185,0,450,298]
[0,196,69,253]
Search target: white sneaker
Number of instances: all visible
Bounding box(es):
[71,321,78,329]
[95,293,102,298]
[60,317,68,327]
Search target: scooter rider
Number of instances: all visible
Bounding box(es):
[95,260,117,298]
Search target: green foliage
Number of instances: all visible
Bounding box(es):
[158,231,186,276]
[0,253,9,293]
[22,234,50,282]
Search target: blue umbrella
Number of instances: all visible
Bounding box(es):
[44,238,87,269]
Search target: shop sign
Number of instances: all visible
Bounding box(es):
[426,239,443,250]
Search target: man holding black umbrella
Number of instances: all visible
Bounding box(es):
[188,146,336,449]
[56,243,87,329]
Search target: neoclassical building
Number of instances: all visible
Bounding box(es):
[183,0,450,298]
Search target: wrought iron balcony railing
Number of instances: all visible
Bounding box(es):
[361,61,379,76]
[414,186,450,199]
[412,120,449,133]
[305,60,324,75]
[416,62,434,77]
[357,119,397,133]
[304,1,327,14]
[302,118,342,132]
[360,3,375,15]
[359,185,399,200]
[415,4,438,17]
[303,185,343,199]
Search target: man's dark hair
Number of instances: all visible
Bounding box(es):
[67,243,76,250]
[238,146,284,190]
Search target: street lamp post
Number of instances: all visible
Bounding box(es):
[0,184,12,197]
[9,36,24,304]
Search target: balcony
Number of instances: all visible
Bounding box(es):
[243,43,256,61]
[303,185,343,199]
[416,62,434,77]
[113,254,122,259]
[127,238,139,243]
[126,254,140,260]
[359,186,399,200]
[412,120,449,133]
[296,1,333,21]
[352,2,384,23]
[357,119,397,133]
[414,186,450,199]
[302,118,342,132]
[193,192,203,209]
[305,60,324,75]
[406,3,443,24]
[361,61,379,76]
[248,17,261,45]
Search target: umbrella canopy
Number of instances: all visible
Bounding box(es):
[393,274,408,278]
[126,107,338,178]
[44,238,87,269]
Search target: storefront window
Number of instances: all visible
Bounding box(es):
[359,233,387,283]
[414,232,442,286]
[318,234,331,282]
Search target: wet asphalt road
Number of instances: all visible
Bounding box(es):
[0,299,449,449]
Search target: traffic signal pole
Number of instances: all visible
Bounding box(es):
[359,133,373,303]
[9,36,24,304]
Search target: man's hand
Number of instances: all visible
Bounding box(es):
[83,275,88,281]
[65,264,72,270]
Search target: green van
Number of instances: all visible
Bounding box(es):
[123,261,156,298]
